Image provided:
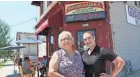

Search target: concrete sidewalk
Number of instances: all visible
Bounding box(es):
[0,60,42,77]
[124,70,140,77]
[119,69,140,77]
[0,60,20,77]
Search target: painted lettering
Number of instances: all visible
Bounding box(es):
[128,5,140,20]
[66,2,104,13]
[128,6,134,18]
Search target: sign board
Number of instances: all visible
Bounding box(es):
[65,1,106,23]
[126,5,140,26]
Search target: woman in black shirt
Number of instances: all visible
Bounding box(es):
[82,31,125,77]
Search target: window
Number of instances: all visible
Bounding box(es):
[50,35,54,56]
[42,1,47,14]
[134,1,140,8]
[50,36,54,44]
[47,1,52,7]
[40,1,52,15]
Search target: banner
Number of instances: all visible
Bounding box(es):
[65,1,105,23]
[126,5,140,26]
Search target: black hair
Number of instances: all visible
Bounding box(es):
[24,57,29,61]
[85,31,95,37]
[43,56,47,58]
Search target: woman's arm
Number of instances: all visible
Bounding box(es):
[111,56,125,77]
[100,56,125,77]
[48,52,64,77]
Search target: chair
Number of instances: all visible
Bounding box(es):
[19,65,33,77]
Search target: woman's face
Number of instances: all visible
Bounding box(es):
[61,35,73,48]
[83,32,95,48]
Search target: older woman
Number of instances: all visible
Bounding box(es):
[48,31,84,77]
[82,31,125,77]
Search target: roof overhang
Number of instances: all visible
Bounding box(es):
[34,1,58,29]
[31,1,42,6]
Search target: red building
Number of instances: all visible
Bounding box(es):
[32,1,113,72]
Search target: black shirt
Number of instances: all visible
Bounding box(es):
[82,45,118,77]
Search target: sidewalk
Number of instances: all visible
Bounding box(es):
[0,60,42,77]
[124,70,140,77]
[0,60,20,77]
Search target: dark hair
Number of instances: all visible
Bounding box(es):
[43,56,47,59]
[85,31,95,37]
[24,57,29,61]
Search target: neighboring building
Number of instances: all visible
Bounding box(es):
[32,1,113,72]
[109,1,140,71]
[16,32,38,58]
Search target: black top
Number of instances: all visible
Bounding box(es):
[82,45,118,77]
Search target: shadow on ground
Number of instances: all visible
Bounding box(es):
[6,73,21,77]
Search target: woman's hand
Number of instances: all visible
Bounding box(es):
[100,73,112,77]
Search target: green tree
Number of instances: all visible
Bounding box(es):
[0,19,11,61]
[0,19,11,47]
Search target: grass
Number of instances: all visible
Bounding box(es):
[0,62,5,69]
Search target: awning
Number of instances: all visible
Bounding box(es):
[35,19,49,35]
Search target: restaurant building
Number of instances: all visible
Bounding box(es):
[32,1,113,72]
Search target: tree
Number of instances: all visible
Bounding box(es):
[0,19,11,61]
[0,19,11,47]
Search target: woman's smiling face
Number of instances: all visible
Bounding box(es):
[83,32,95,48]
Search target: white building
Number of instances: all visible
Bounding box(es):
[16,32,38,58]
[110,1,140,71]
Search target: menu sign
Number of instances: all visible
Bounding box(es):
[65,1,106,23]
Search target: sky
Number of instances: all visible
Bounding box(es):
[0,1,38,43]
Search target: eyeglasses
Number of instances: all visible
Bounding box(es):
[61,37,72,41]
[83,36,93,41]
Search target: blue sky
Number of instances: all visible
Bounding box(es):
[0,1,38,42]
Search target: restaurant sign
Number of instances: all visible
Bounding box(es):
[126,5,140,26]
[65,1,106,23]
